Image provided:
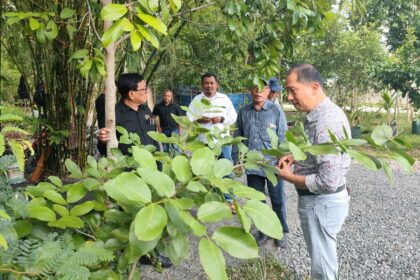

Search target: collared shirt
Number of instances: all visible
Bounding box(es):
[115,100,158,155]
[187,92,237,142]
[294,97,351,195]
[233,101,287,176]
[152,101,183,131]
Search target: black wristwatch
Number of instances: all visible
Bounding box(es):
[220,117,225,123]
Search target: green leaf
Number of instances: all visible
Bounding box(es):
[65,159,83,178]
[340,139,368,146]
[120,17,134,31]
[213,158,234,178]
[54,215,84,228]
[48,176,62,187]
[137,167,175,197]
[13,220,32,238]
[70,201,95,216]
[128,222,160,261]
[43,190,66,205]
[69,49,89,61]
[29,205,56,222]
[67,183,87,203]
[347,149,379,171]
[168,0,182,13]
[112,172,151,204]
[235,201,251,232]
[197,201,232,223]
[232,185,265,200]
[130,31,142,51]
[389,148,414,173]
[132,146,157,170]
[301,143,338,156]
[0,134,5,155]
[212,226,258,259]
[267,127,279,148]
[0,210,10,220]
[243,200,282,239]
[134,204,168,241]
[0,235,8,250]
[191,147,215,176]
[186,181,207,192]
[60,8,75,19]
[29,18,40,30]
[83,178,101,191]
[52,204,69,216]
[45,20,58,40]
[371,125,393,146]
[380,159,393,182]
[136,24,159,48]
[179,211,206,236]
[167,233,189,265]
[199,238,228,280]
[172,156,192,183]
[288,142,307,161]
[101,19,125,47]
[100,3,128,21]
[137,12,167,35]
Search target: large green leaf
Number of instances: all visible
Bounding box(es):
[43,190,66,205]
[168,0,182,13]
[134,204,167,241]
[130,31,142,51]
[65,159,83,179]
[243,200,282,239]
[48,176,62,188]
[14,220,32,238]
[390,148,414,173]
[380,159,393,182]
[235,201,251,232]
[371,125,393,146]
[132,146,157,170]
[136,24,159,48]
[186,181,207,192]
[101,19,125,47]
[172,155,192,182]
[70,201,95,216]
[29,17,40,30]
[266,127,279,148]
[199,238,228,280]
[166,233,189,265]
[232,185,265,200]
[60,8,75,19]
[128,222,159,262]
[301,143,338,156]
[213,158,234,178]
[191,147,215,176]
[288,142,307,161]
[0,235,8,250]
[212,226,258,259]
[29,205,56,222]
[67,183,87,203]
[54,215,84,229]
[137,167,175,197]
[137,12,167,35]
[52,204,69,216]
[197,201,232,223]
[117,172,152,203]
[347,149,379,171]
[100,3,128,21]
[179,211,206,236]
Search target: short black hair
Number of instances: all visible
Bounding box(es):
[201,72,218,83]
[286,63,323,88]
[116,73,144,99]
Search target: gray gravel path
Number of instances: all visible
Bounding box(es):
[142,163,420,279]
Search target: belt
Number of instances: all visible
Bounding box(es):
[297,185,346,196]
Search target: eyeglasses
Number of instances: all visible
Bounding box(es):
[132,88,147,93]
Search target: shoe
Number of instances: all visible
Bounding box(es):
[255,232,269,246]
[139,254,173,268]
[274,234,288,248]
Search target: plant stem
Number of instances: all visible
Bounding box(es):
[127,260,139,280]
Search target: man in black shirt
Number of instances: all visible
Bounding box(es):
[152,89,182,152]
[98,73,158,155]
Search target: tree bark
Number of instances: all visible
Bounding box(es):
[101,0,118,157]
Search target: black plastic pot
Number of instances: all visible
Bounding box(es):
[351,126,361,139]
[412,120,420,135]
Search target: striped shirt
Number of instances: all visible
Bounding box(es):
[294,97,351,195]
[234,101,287,176]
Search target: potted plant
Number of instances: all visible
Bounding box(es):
[345,109,362,138]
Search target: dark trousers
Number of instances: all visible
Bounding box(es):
[246,174,289,233]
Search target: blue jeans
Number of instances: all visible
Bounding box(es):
[162,129,179,153]
[298,189,349,280]
[246,174,289,233]
[220,145,233,203]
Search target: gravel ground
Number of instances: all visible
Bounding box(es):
[141,163,420,280]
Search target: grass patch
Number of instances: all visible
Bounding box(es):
[227,257,298,280]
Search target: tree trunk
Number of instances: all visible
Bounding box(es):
[101,0,118,157]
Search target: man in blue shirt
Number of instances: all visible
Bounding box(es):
[233,82,290,248]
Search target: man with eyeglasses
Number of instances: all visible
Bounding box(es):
[98,73,159,155]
